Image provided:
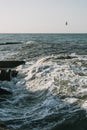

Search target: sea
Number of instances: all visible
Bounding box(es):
[0,33,87,130]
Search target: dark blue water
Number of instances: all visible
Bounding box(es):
[0,33,87,44]
[0,34,87,61]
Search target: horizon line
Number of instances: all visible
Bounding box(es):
[0,32,87,34]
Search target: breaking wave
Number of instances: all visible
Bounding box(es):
[1,54,87,130]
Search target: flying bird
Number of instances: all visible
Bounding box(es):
[65,21,68,26]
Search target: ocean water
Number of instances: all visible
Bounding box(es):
[0,33,87,130]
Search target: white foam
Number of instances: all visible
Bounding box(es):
[1,54,87,128]
[23,55,87,108]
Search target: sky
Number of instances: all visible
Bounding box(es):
[0,0,87,33]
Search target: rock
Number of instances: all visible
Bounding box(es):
[0,70,6,81]
[0,61,25,68]
[0,69,11,81]
[0,127,10,130]
[11,70,18,77]
[0,121,11,130]
[6,69,12,81]
[0,88,12,95]
[0,42,22,45]
[0,69,18,81]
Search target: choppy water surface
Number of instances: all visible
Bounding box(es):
[0,34,87,130]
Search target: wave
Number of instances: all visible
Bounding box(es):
[0,54,87,130]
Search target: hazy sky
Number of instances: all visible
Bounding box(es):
[0,0,87,33]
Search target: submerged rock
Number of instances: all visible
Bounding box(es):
[0,121,11,130]
[0,88,12,95]
[0,69,18,81]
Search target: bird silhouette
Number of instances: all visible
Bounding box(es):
[65,21,68,26]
